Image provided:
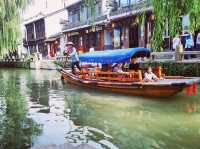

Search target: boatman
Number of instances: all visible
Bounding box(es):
[65,42,81,74]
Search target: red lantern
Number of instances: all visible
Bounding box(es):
[186,85,193,96]
[193,82,198,96]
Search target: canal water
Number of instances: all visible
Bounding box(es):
[0,69,200,149]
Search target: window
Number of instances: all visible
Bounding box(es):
[26,24,34,40]
[95,3,102,16]
[120,0,129,7]
[89,32,98,47]
[35,19,45,39]
[69,9,80,23]
[80,6,86,21]
[87,7,92,19]
[130,0,137,5]
[117,0,145,7]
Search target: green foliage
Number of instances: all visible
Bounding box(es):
[152,0,200,51]
[0,61,31,69]
[152,0,180,52]
[141,61,200,77]
[189,0,200,32]
[54,60,71,68]
[84,0,96,20]
[0,0,29,55]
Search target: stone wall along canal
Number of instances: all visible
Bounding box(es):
[0,69,200,149]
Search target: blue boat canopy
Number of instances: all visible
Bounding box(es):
[79,47,150,64]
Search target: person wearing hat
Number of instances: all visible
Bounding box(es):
[65,42,81,74]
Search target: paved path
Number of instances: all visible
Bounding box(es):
[32,143,96,149]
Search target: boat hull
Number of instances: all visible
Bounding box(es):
[60,69,190,98]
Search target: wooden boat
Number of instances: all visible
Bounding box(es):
[61,48,199,98]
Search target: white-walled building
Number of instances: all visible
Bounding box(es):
[23,0,68,58]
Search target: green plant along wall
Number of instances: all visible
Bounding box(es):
[141,62,200,77]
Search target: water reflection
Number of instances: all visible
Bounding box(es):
[65,95,118,148]
[0,71,41,149]
[63,90,200,149]
[186,102,198,113]
[27,81,50,113]
[0,69,200,149]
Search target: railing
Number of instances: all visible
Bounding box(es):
[62,15,107,31]
[110,0,152,16]
[56,56,68,62]
[78,65,143,82]
[95,71,142,82]
[151,51,200,61]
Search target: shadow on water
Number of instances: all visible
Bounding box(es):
[0,71,42,149]
[61,79,188,102]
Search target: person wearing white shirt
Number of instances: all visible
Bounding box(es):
[172,36,181,51]
[113,63,123,73]
[89,46,95,52]
[196,32,200,50]
[144,67,159,82]
[185,33,194,50]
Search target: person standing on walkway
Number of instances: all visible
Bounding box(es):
[196,32,200,50]
[173,35,181,51]
[185,32,194,59]
[185,32,194,51]
[65,42,81,74]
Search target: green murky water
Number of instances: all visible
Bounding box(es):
[0,69,200,149]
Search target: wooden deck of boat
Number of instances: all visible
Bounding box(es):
[61,69,200,97]
[61,69,200,86]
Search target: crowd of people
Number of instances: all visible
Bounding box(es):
[172,32,200,51]
[172,32,200,59]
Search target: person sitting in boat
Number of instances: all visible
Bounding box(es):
[129,57,139,71]
[144,67,159,82]
[113,63,123,73]
[65,42,81,74]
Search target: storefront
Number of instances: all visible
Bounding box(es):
[110,13,154,49]
[65,25,105,52]
[45,38,60,58]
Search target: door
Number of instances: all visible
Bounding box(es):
[129,25,139,48]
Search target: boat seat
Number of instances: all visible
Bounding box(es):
[96,71,142,82]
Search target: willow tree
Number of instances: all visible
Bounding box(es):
[152,0,200,51]
[0,0,29,55]
[190,0,200,33]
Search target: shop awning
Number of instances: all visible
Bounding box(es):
[79,47,150,64]
[45,38,58,42]
[45,32,62,42]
